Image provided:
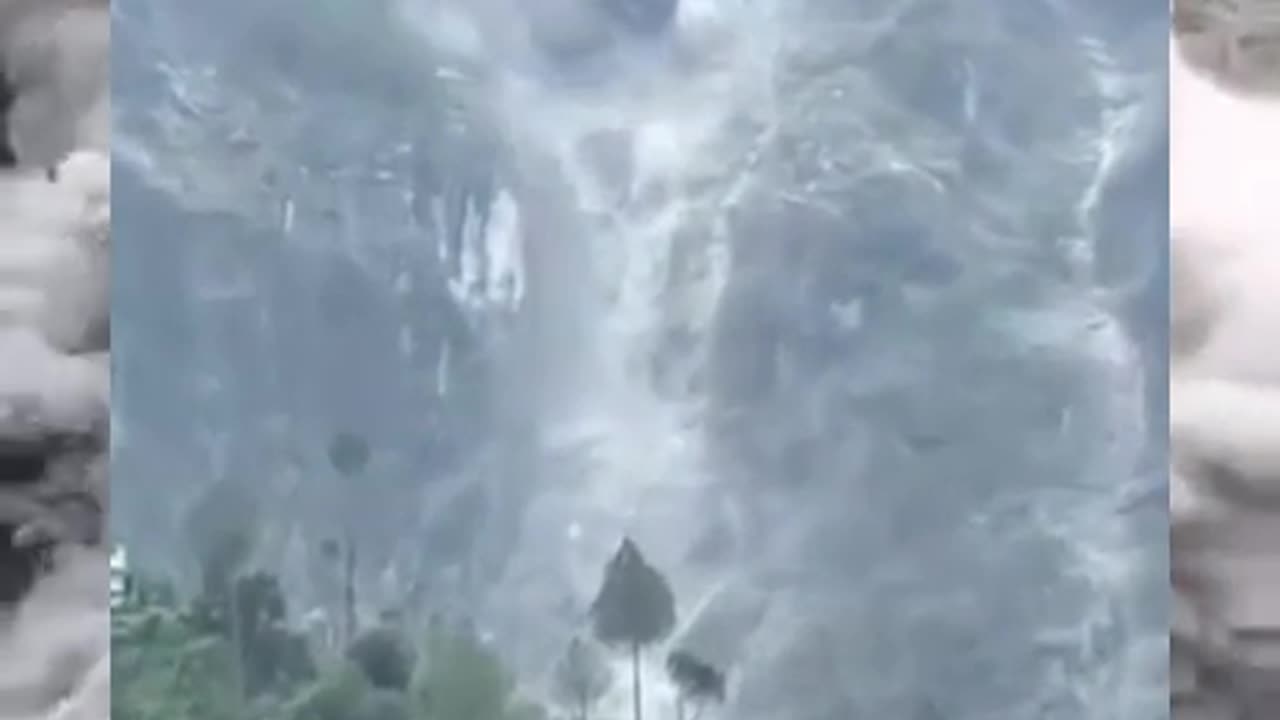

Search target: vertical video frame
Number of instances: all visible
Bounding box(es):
[111,2,1168,720]
[0,0,111,717]
[1172,0,1280,717]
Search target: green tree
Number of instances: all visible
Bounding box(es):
[111,609,196,720]
[552,637,613,720]
[356,689,415,720]
[135,573,178,608]
[112,608,249,720]
[327,431,370,645]
[285,663,372,720]
[665,650,725,720]
[347,625,417,691]
[171,636,245,720]
[113,562,317,720]
[589,538,676,720]
[185,479,260,701]
[233,572,317,695]
[187,569,316,700]
[412,622,517,720]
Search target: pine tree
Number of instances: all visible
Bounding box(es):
[665,650,725,720]
[589,538,676,720]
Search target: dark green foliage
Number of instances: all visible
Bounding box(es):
[590,538,677,720]
[172,636,245,720]
[357,689,415,720]
[112,608,249,720]
[285,663,372,720]
[347,626,418,690]
[135,573,178,607]
[236,572,317,694]
[590,538,676,649]
[666,650,726,719]
[116,554,552,720]
[115,565,317,720]
[324,430,368,644]
[128,479,267,707]
[188,570,317,696]
[412,622,518,720]
[665,650,725,702]
[551,637,612,720]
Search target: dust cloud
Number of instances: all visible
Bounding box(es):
[1,2,109,718]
